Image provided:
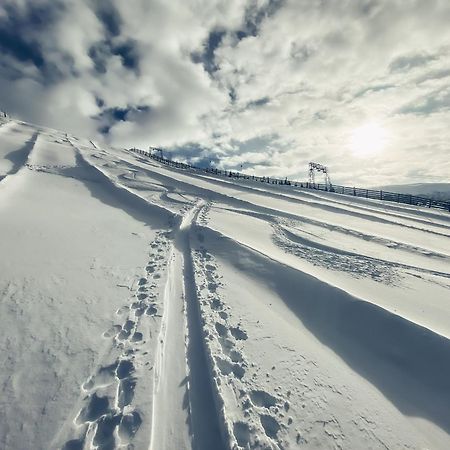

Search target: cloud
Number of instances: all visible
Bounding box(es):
[389,52,438,73]
[398,86,450,116]
[0,0,450,185]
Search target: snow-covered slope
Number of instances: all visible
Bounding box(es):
[1,118,450,450]
[376,183,450,201]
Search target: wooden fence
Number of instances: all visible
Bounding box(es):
[129,148,450,212]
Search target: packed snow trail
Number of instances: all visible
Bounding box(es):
[1,119,450,449]
[149,240,191,450]
[178,202,227,450]
[150,201,225,450]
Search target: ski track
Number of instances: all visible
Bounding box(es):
[58,231,172,450]
[118,152,450,255]
[0,129,39,184]
[218,204,450,261]
[149,200,225,450]
[55,196,226,450]
[2,121,450,449]
[134,160,450,238]
[195,172,450,231]
[192,224,450,445]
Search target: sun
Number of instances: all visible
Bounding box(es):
[350,122,388,157]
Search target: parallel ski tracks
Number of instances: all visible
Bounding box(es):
[149,200,225,450]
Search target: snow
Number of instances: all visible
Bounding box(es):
[0,119,450,450]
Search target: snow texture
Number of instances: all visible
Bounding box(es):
[1,118,450,450]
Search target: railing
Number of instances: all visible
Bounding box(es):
[129,148,450,212]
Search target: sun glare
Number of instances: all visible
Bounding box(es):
[350,122,388,157]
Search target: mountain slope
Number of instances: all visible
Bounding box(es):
[1,118,450,450]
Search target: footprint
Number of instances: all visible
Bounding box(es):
[134,307,146,317]
[93,413,121,450]
[233,421,251,448]
[116,360,134,379]
[131,301,143,310]
[118,378,136,408]
[218,337,235,354]
[137,293,148,301]
[131,332,143,342]
[62,439,84,450]
[103,325,122,338]
[218,311,228,320]
[210,299,223,311]
[123,320,135,332]
[216,357,245,379]
[216,357,233,376]
[76,393,109,424]
[118,411,142,442]
[116,305,129,315]
[83,362,118,391]
[230,326,248,340]
[117,329,131,341]
[249,390,277,408]
[229,350,243,363]
[145,305,158,316]
[138,278,147,286]
[260,414,280,439]
[233,364,245,379]
[215,322,228,338]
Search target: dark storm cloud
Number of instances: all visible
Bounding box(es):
[237,0,285,40]
[0,1,66,82]
[191,30,226,75]
[89,38,140,74]
[113,39,139,71]
[88,41,110,74]
[91,0,122,37]
[96,104,152,134]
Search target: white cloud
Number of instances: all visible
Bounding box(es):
[1,0,449,185]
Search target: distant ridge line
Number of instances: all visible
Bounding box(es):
[129,147,450,213]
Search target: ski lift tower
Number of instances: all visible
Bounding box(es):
[308,162,332,188]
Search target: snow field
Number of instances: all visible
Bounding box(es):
[0,119,449,449]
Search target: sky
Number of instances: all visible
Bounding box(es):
[1,0,449,186]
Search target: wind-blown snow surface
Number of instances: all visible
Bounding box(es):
[1,118,450,450]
